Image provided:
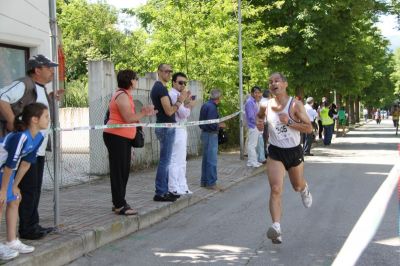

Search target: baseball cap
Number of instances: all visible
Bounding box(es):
[26,54,58,71]
[306,97,314,103]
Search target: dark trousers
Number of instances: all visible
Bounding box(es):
[103,132,132,209]
[18,156,45,235]
[318,120,323,139]
[323,124,334,145]
[302,133,313,154]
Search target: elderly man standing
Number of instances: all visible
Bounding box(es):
[245,86,263,167]
[0,54,62,240]
[150,64,187,202]
[199,89,225,191]
[303,97,318,156]
[168,72,195,195]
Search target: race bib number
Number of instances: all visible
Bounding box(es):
[274,124,289,140]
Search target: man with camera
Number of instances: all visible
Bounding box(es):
[168,72,196,196]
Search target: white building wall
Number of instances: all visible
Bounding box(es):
[0,0,51,56]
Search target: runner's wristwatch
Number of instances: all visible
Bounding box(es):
[287,119,293,127]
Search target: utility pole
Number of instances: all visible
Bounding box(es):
[238,0,244,160]
[49,0,61,226]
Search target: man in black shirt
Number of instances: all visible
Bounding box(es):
[150,64,186,202]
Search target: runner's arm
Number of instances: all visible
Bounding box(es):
[289,101,313,134]
[256,105,267,131]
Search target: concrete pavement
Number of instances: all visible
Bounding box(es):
[4,151,265,266]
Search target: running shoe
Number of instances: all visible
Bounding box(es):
[267,225,282,244]
[6,239,35,253]
[0,243,19,260]
[301,183,312,208]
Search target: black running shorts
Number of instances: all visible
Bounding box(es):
[268,144,304,170]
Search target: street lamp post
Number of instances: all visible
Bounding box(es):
[49,0,61,226]
[238,0,244,160]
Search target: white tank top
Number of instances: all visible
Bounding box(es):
[267,97,301,148]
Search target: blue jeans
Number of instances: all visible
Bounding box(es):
[257,134,266,162]
[201,131,218,186]
[155,127,176,196]
[323,124,334,145]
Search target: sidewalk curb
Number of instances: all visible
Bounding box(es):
[6,164,264,266]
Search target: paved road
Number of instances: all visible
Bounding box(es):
[70,120,399,266]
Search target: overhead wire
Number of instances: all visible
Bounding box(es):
[0,12,49,34]
[23,0,49,18]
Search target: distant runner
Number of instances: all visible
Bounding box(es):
[392,106,399,135]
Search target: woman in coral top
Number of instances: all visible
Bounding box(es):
[103,70,155,215]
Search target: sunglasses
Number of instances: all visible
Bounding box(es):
[178,81,187,86]
[163,70,173,73]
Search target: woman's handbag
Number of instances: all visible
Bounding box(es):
[131,126,144,148]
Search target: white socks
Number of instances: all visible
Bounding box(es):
[272,222,281,231]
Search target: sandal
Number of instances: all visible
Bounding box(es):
[112,204,131,212]
[114,204,138,216]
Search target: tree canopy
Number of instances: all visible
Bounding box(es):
[57,0,399,113]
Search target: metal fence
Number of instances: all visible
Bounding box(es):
[42,61,203,190]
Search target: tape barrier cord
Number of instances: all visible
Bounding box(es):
[54,111,241,132]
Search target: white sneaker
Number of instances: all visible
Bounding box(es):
[6,239,34,254]
[267,225,282,244]
[0,243,19,260]
[247,162,262,168]
[301,184,312,208]
[185,190,193,195]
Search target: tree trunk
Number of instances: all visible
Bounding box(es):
[355,96,360,123]
[348,95,355,124]
[336,93,342,107]
[295,87,304,101]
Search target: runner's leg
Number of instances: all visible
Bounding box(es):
[266,158,286,223]
[287,163,306,192]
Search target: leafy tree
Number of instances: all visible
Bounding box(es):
[391,48,400,95]
[391,0,400,26]
[249,0,394,112]
[57,0,120,80]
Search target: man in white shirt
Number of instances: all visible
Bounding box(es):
[363,108,368,122]
[0,54,62,240]
[303,97,318,155]
[168,72,195,195]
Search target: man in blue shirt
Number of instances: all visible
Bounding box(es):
[199,89,225,191]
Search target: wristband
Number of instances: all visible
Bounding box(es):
[286,119,293,127]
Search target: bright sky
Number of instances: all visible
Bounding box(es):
[106,0,146,8]
[376,15,400,51]
[104,0,399,50]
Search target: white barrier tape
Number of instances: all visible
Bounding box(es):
[55,111,240,132]
[331,162,400,266]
